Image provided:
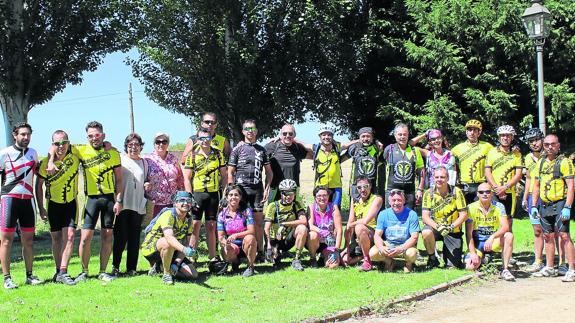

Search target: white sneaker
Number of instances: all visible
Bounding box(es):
[561,269,575,282]
[500,269,515,281]
[98,272,116,282]
[3,277,17,289]
[532,266,557,277]
[25,275,43,285]
[558,264,569,276]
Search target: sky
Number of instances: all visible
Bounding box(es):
[2,50,347,153]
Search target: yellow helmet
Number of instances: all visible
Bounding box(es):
[465,119,482,130]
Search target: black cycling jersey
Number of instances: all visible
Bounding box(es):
[228,143,269,187]
[265,141,307,187]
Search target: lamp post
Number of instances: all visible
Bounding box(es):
[522,0,552,134]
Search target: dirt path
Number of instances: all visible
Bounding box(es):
[347,275,574,323]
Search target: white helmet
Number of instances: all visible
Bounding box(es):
[318,126,335,136]
[497,125,516,136]
[278,179,298,192]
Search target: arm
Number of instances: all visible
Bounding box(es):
[282,211,308,227]
[183,167,193,193]
[422,209,439,230]
[465,220,477,254]
[35,177,47,220]
[504,168,523,190]
[341,139,359,150]
[264,221,272,248]
[227,223,256,242]
[373,229,388,256]
[223,139,232,158]
[333,205,343,249]
[344,200,357,249]
[484,215,509,252]
[163,228,188,252]
[566,177,574,208]
[219,166,227,191]
[113,167,124,215]
[451,210,469,231]
[531,178,541,207]
[261,164,273,203]
[484,166,502,196]
[522,169,531,209]
[416,168,426,203]
[227,165,236,186]
[408,132,427,147]
[218,229,227,245]
[308,205,320,233]
[180,138,195,164]
[357,196,383,226]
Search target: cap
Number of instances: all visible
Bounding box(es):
[172,191,193,201]
[358,127,374,136]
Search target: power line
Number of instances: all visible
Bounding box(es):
[49,92,125,103]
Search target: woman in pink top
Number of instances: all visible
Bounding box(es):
[145,133,184,215]
[307,186,343,269]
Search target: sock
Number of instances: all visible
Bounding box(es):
[4,274,11,281]
[429,255,437,260]
[26,271,33,278]
[59,266,68,275]
[295,249,302,260]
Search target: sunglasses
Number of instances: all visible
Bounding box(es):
[429,137,442,141]
[155,140,169,145]
[127,142,141,147]
[243,127,257,132]
[197,136,212,141]
[357,184,371,190]
[477,190,492,195]
[202,120,217,125]
[176,198,193,204]
[281,191,296,196]
[389,189,404,196]
[52,140,69,147]
[87,133,103,140]
[282,132,294,137]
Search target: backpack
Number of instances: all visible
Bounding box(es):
[538,155,564,180]
[144,207,177,235]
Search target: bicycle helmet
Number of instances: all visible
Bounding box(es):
[318,126,334,136]
[497,125,516,136]
[278,179,298,192]
[524,128,544,141]
[465,119,482,130]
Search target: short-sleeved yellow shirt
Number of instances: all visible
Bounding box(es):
[352,194,379,229]
[37,153,80,203]
[184,146,225,192]
[532,156,575,203]
[313,143,342,188]
[524,152,541,194]
[422,186,467,233]
[467,200,506,236]
[141,208,193,256]
[72,145,121,196]
[264,201,306,238]
[485,148,523,194]
[452,141,494,184]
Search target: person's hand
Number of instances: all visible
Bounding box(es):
[113,201,122,215]
[39,207,47,221]
[530,207,540,220]
[438,224,450,237]
[144,182,152,192]
[261,188,269,204]
[103,141,114,151]
[378,246,388,257]
[226,234,238,243]
[46,160,58,176]
[494,185,507,196]
[484,237,494,252]
[265,248,273,262]
[561,207,571,221]
[521,199,528,212]
[415,190,423,204]
[469,252,480,266]
[511,145,520,153]
[388,246,403,257]
[183,246,196,257]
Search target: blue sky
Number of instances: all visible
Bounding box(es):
[3,50,346,153]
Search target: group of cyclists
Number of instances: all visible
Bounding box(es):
[1,112,574,287]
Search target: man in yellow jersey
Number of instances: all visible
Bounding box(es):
[183,128,227,262]
[531,134,575,282]
[36,130,79,285]
[422,167,468,269]
[484,125,523,232]
[521,128,546,273]
[48,121,123,283]
[464,183,515,281]
[342,176,383,271]
[181,112,232,163]
[452,119,494,203]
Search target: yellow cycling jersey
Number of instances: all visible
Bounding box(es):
[141,208,193,257]
[467,200,506,236]
[72,145,121,196]
[532,156,575,203]
[524,152,541,194]
[452,141,494,184]
[264,200,306,238]
[422,186,466,233]
[184,146,225,192]
[37,153,80,203]
[211,134,226,153]
[485,148,523,194]
[313,144,342,188]
[352,194,379,229]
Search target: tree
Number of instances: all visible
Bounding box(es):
[130,0,367,141]
[0,0,138,143]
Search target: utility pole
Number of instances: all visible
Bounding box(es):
[129,83,135,133]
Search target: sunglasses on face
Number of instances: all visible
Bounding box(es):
[389,189,404,196]
[52,140,69,147]
[202,120,217,125]
[127,142,141,147]
[281,191,296,197]
[477,190,492,195]
[155,140,169,145]
[282,132,294,137]
[429,137,442,141]
[357,184,370,190]
[197,136,212,141]
[243,127,257,132]
[176,198,193,204]
[87,133,102,140]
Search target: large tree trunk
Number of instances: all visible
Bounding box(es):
[0,93,29,145]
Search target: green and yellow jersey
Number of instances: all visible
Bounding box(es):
[211,134,226,153]
[524,152,541,194]
[485,147,523,194]
[141,209,193,257]
[264,200,306,238]
[467,200,506,236]
[422,186,466,233]
[37,152,80,203]
[532,156,575,203]
[313,144,342,188]
[352,194,379,229]
[184,146,225,193]
[72,144,121,196]
[452,141,494,184]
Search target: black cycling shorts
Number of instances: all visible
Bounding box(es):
[192,191,220,221]
[423,225,464,268]
[540,214,570,234]
[48,200,77,232]
[270,229,296,252]
[83,194,116,230]
[0,196,35,233]
[242,185,264,212]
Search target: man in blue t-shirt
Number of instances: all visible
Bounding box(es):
[369,189,420,272]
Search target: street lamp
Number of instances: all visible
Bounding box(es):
[522,0,552,134]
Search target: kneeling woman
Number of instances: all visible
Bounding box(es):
[217,185,257,277]
[307,186,343,269]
